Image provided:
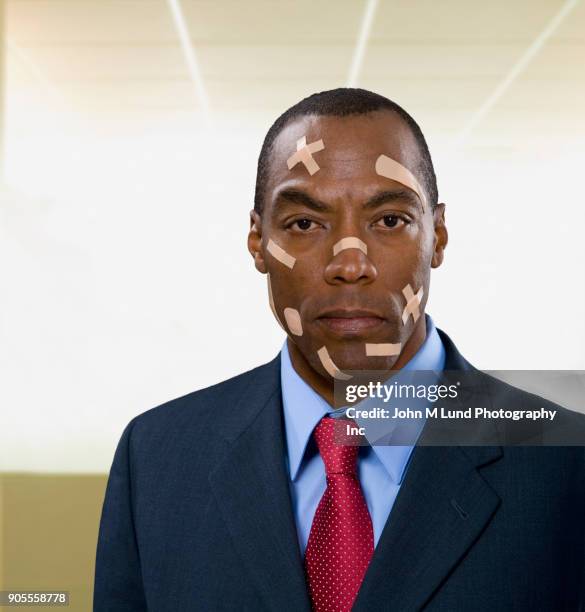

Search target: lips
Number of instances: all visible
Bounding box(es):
[317,309,385,336]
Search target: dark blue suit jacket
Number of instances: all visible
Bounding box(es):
[94,330,585,611]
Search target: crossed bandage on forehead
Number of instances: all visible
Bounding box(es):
[287,136,325,176]
[286,133,426,210]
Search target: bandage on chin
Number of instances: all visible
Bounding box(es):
[365,343,402,357]
[317,346,352,380]
[375,154,426,209]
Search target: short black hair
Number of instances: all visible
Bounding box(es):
[254,87,438,214]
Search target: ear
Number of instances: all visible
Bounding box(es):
[431,203,448,268]
[248,210,267,274]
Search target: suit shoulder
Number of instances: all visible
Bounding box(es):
[477,371,585,449]
[488,372,584,420]
[127,354,280,438]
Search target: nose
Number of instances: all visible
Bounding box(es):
[324,246,378,285]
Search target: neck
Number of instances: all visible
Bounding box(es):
[287,316,428,407]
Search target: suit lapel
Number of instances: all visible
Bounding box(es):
[354,329,503,610]
[354,444,502,611]
[208,356,311,612]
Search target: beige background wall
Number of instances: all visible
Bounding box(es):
[1,474,107,611]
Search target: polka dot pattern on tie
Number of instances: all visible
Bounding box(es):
[304,417,374,612]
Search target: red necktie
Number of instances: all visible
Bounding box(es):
[304,417,374,612]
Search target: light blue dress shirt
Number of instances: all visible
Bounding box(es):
[280,314,446,554]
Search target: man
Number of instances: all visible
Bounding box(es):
[94,89,584,611]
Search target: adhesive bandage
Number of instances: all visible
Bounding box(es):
[375,154,426,209]
[267,273,285,331]
[332,236,368,257]
[365,343,402,357]
[283,307,303,336]
[286,136,325,176]
[317,346,352,380]
[267,239,296,269]
[401,284,424,324]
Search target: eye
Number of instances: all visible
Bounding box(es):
[296,218,313,230]
[375,214,407,229]
[288,218,319,232]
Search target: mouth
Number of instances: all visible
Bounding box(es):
[316,309,386,337]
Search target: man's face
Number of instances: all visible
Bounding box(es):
[249,110,446,378]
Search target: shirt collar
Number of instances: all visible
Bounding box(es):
[280,314,445,484]
[280,340,331,481]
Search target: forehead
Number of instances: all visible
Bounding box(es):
[265,110,421,207]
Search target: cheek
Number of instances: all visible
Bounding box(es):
[268,254,321,305]
[375,237,428,288]
[266,272,286,331]
[369,239,430,328]
[266,267,316,338]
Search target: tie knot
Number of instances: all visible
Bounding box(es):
[313,417,359,476]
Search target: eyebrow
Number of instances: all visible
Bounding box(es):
[273,187,421,214]
[363,189,422,210]
[273,188,332,213]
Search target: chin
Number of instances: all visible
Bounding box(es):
[334,350,397,374]
[351,358,396,373]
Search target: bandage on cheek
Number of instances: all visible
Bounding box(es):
[283,307,303,336]
[365,343,402,357]
[317,346,352,380]
[267,239,296,269]
[375,154,426,209]
[267,273,285,331]
[401,284,424,324]
[287,136,325,176]
[332,236,368,257]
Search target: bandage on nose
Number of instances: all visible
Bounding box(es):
[332,236,368,257]
[375,154,426,209]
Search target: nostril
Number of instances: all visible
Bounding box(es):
[324,249,378,285]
